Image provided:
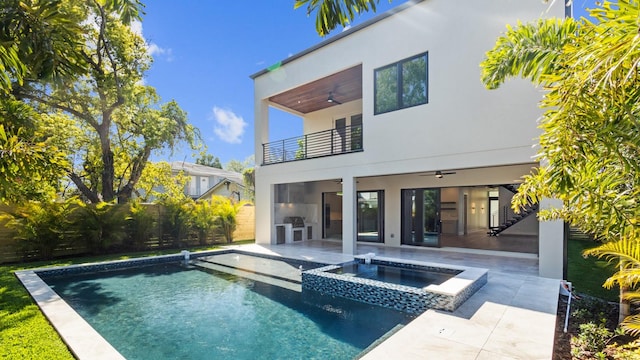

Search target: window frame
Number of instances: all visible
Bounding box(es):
[374,52,429,115]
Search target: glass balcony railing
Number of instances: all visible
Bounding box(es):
[262,124,363,165]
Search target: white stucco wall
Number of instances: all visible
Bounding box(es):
[253,0,567,278]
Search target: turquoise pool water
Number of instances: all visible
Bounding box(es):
[328,263,456,288]
[45,263,413,360]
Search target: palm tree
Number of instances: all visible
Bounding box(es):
[480,0,640,328]
[294,0,382,36]
[584,239,640,334]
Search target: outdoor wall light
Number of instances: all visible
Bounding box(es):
[435,171,443,178]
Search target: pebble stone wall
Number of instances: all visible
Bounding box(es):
[302,260,487,314]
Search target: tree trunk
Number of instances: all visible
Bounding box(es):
[117,147,151,203]
[69,171,101,203]
[100,132,115,202]
[619,261,630,324]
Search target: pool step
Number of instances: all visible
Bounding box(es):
[192,260,302,292]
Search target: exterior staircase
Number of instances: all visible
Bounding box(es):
[487,184,538,236]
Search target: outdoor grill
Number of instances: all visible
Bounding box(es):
[277,216,307,243]
[283,216,305,229]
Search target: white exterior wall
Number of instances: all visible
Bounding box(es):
[253,0,567,278]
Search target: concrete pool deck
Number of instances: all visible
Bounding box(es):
[231,241,559,359]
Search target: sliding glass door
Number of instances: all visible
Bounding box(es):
[357,191,384,243]
[401,188,441,247]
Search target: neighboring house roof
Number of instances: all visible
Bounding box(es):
[197,177,246,201]
[250,0,425,79]
[170,161,244,184]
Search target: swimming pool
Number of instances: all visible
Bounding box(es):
[303,256,488,314]
[327,263,457,288]
[40,259,414,359]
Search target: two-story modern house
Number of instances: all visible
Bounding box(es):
[251,0,569,278]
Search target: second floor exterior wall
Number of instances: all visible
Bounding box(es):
[253,0,567,178]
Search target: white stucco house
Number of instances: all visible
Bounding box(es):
[251,0,571,279]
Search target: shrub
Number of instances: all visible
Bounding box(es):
[210,196,247,243]
[158,196,194,247]
[125,202,156,250]
[76,202,129,254]
[191,200,217,245]
[2,199,82,260]
[572,320,613,359]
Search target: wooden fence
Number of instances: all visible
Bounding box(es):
[0,203,255,264]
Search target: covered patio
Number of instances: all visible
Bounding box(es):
[228,240,559,359]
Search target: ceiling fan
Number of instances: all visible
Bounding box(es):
[327,91,342,105]
[419,170,456,178]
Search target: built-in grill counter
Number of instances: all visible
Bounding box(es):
[275,216,308,244]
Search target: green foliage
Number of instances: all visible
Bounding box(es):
[210,195,247,243]
[242,167,255,202]
[125,200,156,250]
[294,0,384,36]
[295,138,306,160]
[571,320,612,359]
[0,0,84,92]
[480,18,579,90]
[196,153,222,169]
[157,190,195,247]
[481,0,640,331]
[76,202,129,254]
[191,200,217,245]
[1,0,200,204]
[2,199,82,260]
[226,155,254,173]
[0,98,69,203]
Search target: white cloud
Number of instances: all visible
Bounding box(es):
[130,20,143,36]
[130,20,173,61]
[211,107,247,144]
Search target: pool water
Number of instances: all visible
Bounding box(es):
[328,263,455,288]
[45,263,413,360]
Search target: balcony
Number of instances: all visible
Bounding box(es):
[262,124,363,165]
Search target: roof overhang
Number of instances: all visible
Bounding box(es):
[268,64,362,114]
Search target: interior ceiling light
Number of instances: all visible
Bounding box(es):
[327,92,342,105]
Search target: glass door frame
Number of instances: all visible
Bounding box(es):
[400,187,441,247]
[356,190,384,243]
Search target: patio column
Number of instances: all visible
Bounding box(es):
[254,179,274,245]
[538,197,564,279]
[342,176,357,255]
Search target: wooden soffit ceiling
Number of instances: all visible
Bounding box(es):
[268,64,362,114]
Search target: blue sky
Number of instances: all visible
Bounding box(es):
[137,0,595,167]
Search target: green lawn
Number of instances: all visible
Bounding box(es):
[567,238,618,302]
[0,242,253,359]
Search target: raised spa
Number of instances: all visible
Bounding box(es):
[302,256,488,314]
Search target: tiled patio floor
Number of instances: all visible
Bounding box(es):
[228,240,559,360]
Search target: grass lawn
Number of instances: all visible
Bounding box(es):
[0,241,253,359]
[567,238,618,302]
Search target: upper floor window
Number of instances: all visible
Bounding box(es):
[374,52,428,115]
